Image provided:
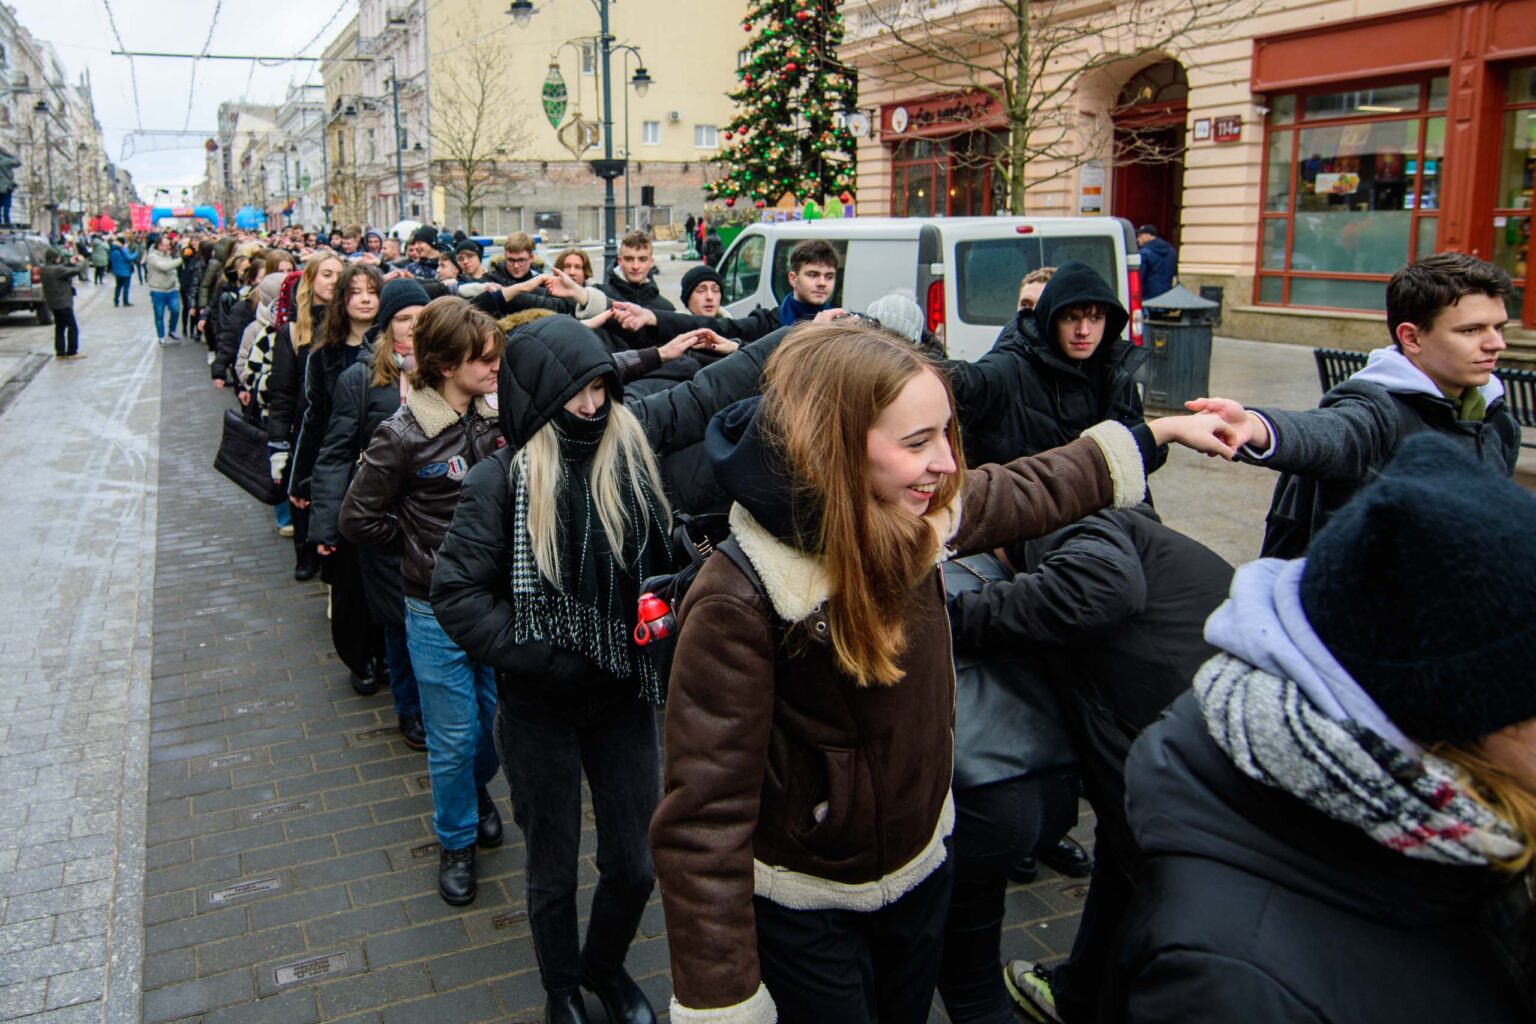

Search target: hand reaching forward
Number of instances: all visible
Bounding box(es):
[610,301,656,332]
[1147,411,1254,460]
[1185,397,1269,451]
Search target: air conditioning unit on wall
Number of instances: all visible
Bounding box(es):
[667,111,681,123]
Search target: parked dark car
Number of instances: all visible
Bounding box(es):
[0,232,55,324]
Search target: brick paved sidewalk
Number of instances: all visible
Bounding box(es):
[136,342,1090,1023]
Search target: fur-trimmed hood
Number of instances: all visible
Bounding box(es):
[404,383,496,439]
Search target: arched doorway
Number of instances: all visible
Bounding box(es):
[1111,61,1188,247]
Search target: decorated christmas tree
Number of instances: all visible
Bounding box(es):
[708,0,858,209]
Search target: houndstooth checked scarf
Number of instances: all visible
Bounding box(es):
[1195,653,1523,867]
[505,413,670,705]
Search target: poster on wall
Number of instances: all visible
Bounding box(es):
[1315,172,1361,195]
[1078,160,1106,214]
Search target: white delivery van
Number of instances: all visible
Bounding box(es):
[714,216,1144,362]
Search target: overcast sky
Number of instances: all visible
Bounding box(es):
[14,0,356,198]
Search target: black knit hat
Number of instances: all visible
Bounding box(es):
[409,225,438,248]
[375,278,431,330]
[1300,433,1536,744]
[680,265,724,307]
[454,240,482,258]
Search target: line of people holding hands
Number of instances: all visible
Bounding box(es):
[208,222,1532,1024]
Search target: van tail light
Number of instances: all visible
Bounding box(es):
[29,266,40,286]
[925,278,945,344]
[1128,267,1144,347]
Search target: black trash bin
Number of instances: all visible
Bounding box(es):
[1137,284,1220,411]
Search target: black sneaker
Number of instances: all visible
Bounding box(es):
[438,843,477,906]
[1039,837,1093,878]
[350,669,381,697]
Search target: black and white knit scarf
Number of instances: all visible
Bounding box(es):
[505,408,671,704]
[1195,653,1523,867]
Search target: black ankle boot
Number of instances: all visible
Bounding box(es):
[294,550,320,582]
[544,989,590,1024]
[1039,836,1094,878]
[477,789,504,849]
[438,843,476,906]
[580,964,655,1024]
[350,665,381,697]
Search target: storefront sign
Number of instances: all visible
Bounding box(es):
[1078,160,1106,214]
[1214,116,1242,143]
[882,92,1005,139]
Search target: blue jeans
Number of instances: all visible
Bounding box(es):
[274,500,291,529]
[113,275,131,305]
[383,621,421,719]
[404,597,498,850]
[150,289,180,338]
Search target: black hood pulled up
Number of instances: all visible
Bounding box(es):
[1031,259,1130,358]
[706,395,820,550]
[497,315,623,450]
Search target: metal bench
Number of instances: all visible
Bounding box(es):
[1313,347,1536,448]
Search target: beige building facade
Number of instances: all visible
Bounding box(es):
[841,0,1536,352]
[425,0,748,241]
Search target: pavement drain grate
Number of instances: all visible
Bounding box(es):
[493,910,529,930]
[272,952,353,988]
[195,751,256,773]
[233,698,298,716]
[246,800,314,824]
[207,876,286,906]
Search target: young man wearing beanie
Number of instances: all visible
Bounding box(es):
[606,263,781,346]
[403,226,445,282]
[1099,433,1536,1024]
[1190,252,1520,555]
[453,241,488,283]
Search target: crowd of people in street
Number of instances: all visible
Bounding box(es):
[74,211,1535,1024]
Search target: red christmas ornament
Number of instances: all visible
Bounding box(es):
[786,62,798,72]
[743,21,751,30]
[755,200,767,208]
[796,9,810,19]
[725,198,736,207]
[724,130,734,140]
[840,191,853,204]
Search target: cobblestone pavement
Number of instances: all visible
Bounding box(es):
[3,284,1356,1023]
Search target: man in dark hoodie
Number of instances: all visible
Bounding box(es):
[947,259,1165,474]
[1136,225,1177,300]
[1190,252,1520,556]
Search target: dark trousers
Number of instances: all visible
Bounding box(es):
[1050,824,1134,1024]
[496,688,659,993]
[938,773,1079,1024]
[0,190,11,225]
[755,847,953,1024]
[180,290,196,335]
[92,265,104,285]
[112,275,131,305]
[51,307,79,356]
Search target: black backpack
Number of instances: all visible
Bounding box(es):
[633,513,774,690]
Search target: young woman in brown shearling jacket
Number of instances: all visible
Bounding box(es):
[649,321,1242,1024]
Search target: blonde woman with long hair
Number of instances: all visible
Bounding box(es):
[265,252,343,581]
[648,319,1242,1024]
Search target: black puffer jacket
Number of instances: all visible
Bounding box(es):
[212,295,255,381]
[1115,693,1536,1023]
[948,506,1231,854]
[264,305,327,457]
[308,338,402,548]
[647,306,781,345]
[947,260,1165,471]
[290,339,366,500]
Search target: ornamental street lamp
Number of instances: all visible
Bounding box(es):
[510,0,641,276]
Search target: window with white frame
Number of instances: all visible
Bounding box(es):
[642,121,660,146]
[581,43,596,76]
[694,124,719,149]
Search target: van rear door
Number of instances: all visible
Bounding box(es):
[925,218,1138,361]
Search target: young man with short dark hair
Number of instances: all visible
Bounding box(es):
[403,226,445,282]
[1193,252,1520,554]
[780,238,839,326]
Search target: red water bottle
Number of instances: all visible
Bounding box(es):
[634,592,676,646]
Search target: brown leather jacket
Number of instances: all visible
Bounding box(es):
[338,385,503,599]
[650,423,1146,1022]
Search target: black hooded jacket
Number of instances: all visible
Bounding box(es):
[597,264,675,312]
[1115,693,1535,1023]
[947,260,1164,472]
[308,335,404,549]
[290,338,366,501]
[431,318,789,682]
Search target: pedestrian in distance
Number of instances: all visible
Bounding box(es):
[178,241,204,338]
[108,235,137,306]
[649,318,1250,1024]
[339,297,507,909]
[130,234,147,285]
[144,234,183,344]
[40,248,88,359]
[1187,252,1521,557]
[1135,225,1177,301]
[1112,433,1536,1023]
[310,278,432,750]
[89,234,109,285]
[431,315,677,1024]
